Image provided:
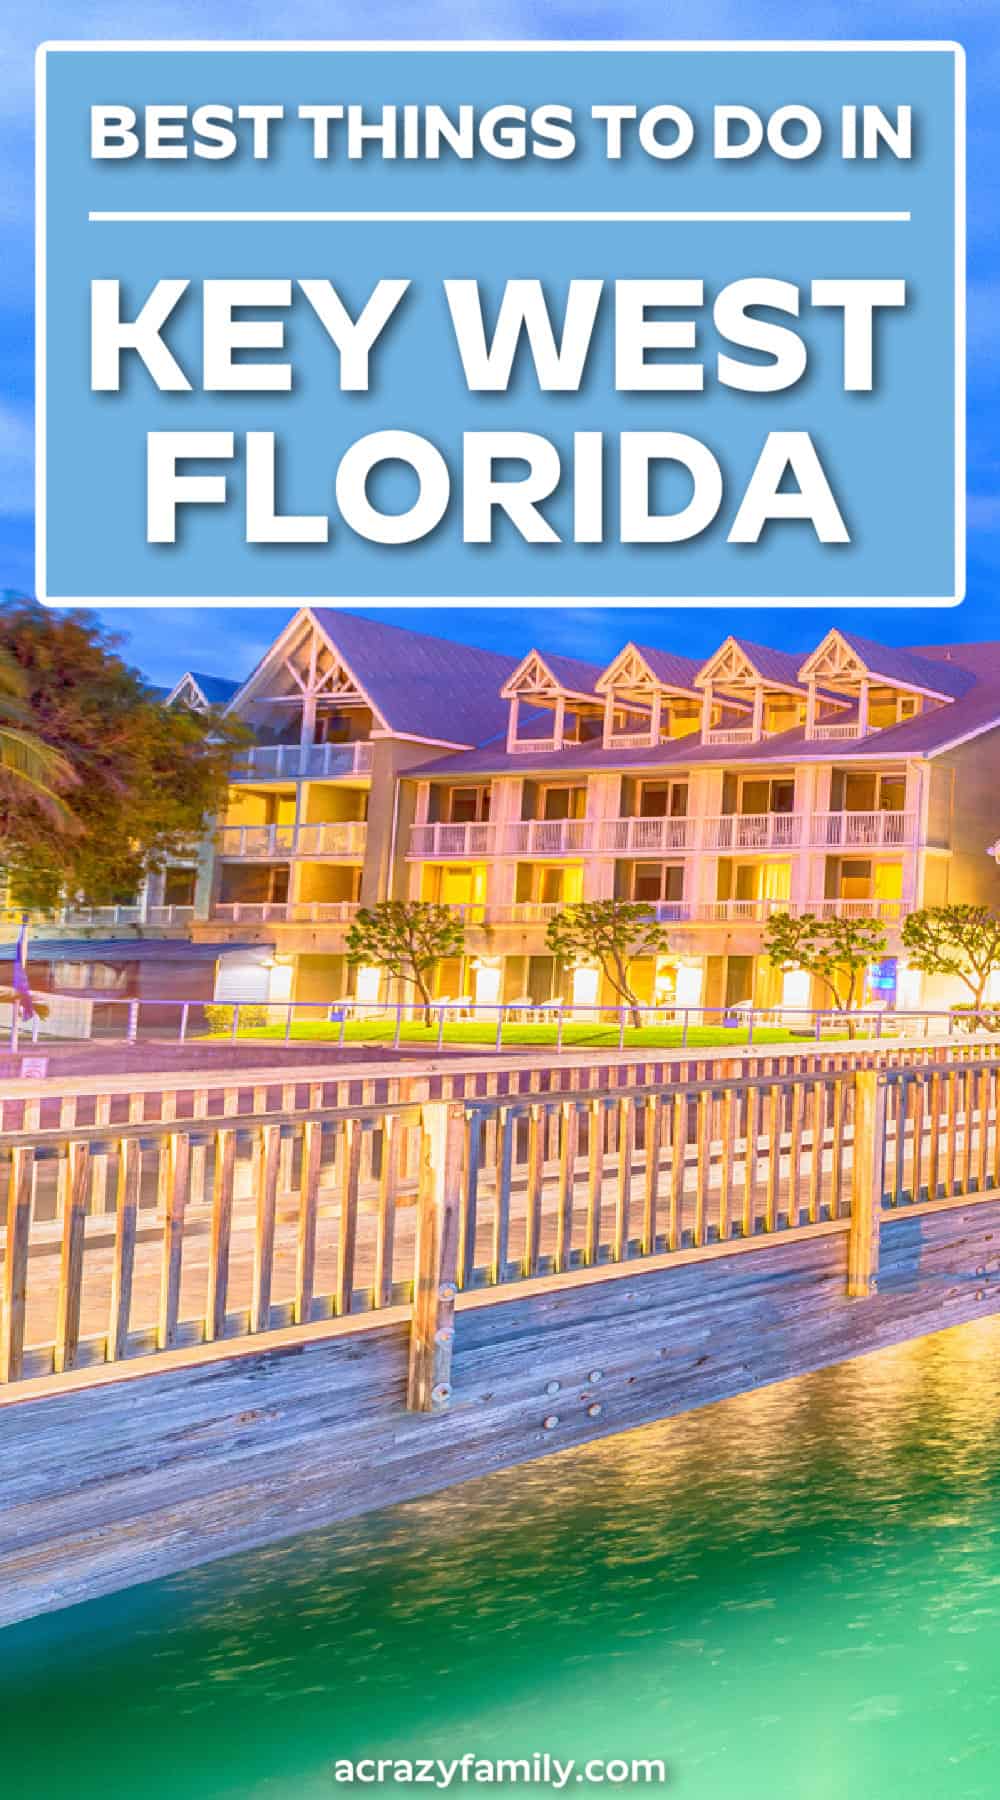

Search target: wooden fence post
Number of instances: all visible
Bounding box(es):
[848,1069,887,1297]
[407,1101,463,1413]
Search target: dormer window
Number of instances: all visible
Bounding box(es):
[797,629,962,741]
[596,643,706,748]
[695,636,819,745]
[501,650,603,753]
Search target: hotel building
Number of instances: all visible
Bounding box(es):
[11,608,1000,1017]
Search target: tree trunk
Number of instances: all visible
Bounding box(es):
[414,971,433,1029]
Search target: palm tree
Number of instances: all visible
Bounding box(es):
[0,649,77,826]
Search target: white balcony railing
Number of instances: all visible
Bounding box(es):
[692,896,906,925]
[231,742,374,781]
[811,811,915,848]
[807,721,866,742]
[407,822,497,858]
[603,730,658,749]
[501,819,595,856]
[596,817,698,854]
[146,904,196,927]
[443,902,567,925]
[55,904,144,927]
[408,812,920,861]
[211,902,360,925]
[215,822,367,859]
[703,727,757,746]
[702,813,802,851]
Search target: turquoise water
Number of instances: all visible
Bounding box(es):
[5,1322,1000,1799]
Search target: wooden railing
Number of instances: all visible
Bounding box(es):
[8,1047,1000,1399]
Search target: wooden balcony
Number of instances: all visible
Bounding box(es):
[231,742,374,781]
[215,822,367,859]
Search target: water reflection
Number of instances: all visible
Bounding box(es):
[5,1320,1000,1798]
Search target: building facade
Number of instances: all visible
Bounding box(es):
[15,609,1000,1017]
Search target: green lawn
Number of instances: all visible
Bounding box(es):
[201,1018,846,1050]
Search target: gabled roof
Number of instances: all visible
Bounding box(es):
[597,642,703,697]
[167,670,242,709]
[697,636,810,694]
[230,609,517,749]
[836,632,976,701]
[500,649,603,703]
[311,610,516,744]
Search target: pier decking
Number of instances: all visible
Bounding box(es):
[4,1039,1000,1626]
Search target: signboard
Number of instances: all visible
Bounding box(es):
[37,41,963,606]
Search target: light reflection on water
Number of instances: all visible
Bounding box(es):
[5,1319,1000,1798]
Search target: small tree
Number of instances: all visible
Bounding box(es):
[346,900,465,1023]
[546,899,670,1029]
[764,911,888,1034]
[901,904,1000,1016]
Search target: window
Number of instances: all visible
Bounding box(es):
[51,961,128,991]
[879,776,906,812]
[740,778,794,815]
[448,787,490,824]
[541,786,584,821]
[632,863,684,903]
[840,860,872,898]
[639,781,687,818]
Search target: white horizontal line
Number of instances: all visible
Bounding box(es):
[88,209,911,224]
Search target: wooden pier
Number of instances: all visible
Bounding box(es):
[4,1037,1000,1626]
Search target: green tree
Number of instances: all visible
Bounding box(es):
[545,898,670,1029]
[0,601,246,912]
[346,900,465,1022]
[901,904,1000,1015]
[764,911,888,1034]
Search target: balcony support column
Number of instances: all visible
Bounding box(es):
[552,694,566,751]
[857,679,870,737]
[751,685,764,742]
[506,696,520,755]
[648,689,663,745]
[805,681,817,739]
[602,692,616,748]
[700,683,713,741]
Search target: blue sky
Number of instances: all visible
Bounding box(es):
[2,2,996,686]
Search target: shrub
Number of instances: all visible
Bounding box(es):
[950,1004,1000,1035]
[203,1002,270,1034]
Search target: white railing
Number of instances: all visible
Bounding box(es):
[145,904,196,927]
[807,721,866,742]
[703,727,757,746]
[812,811,914,848]
[215,822,367,859]
[58,905,144,927]
[692,896,906,925]
[443,902,566,925]
[603,729,657,749]
[702,813,802,851]
[409,817,698,858]
[231,741,374,781]
[502,819,596,855]
[596,816,697,854]
[507,737,561,755]
[210,901,360,924]
[407,822,497,858]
